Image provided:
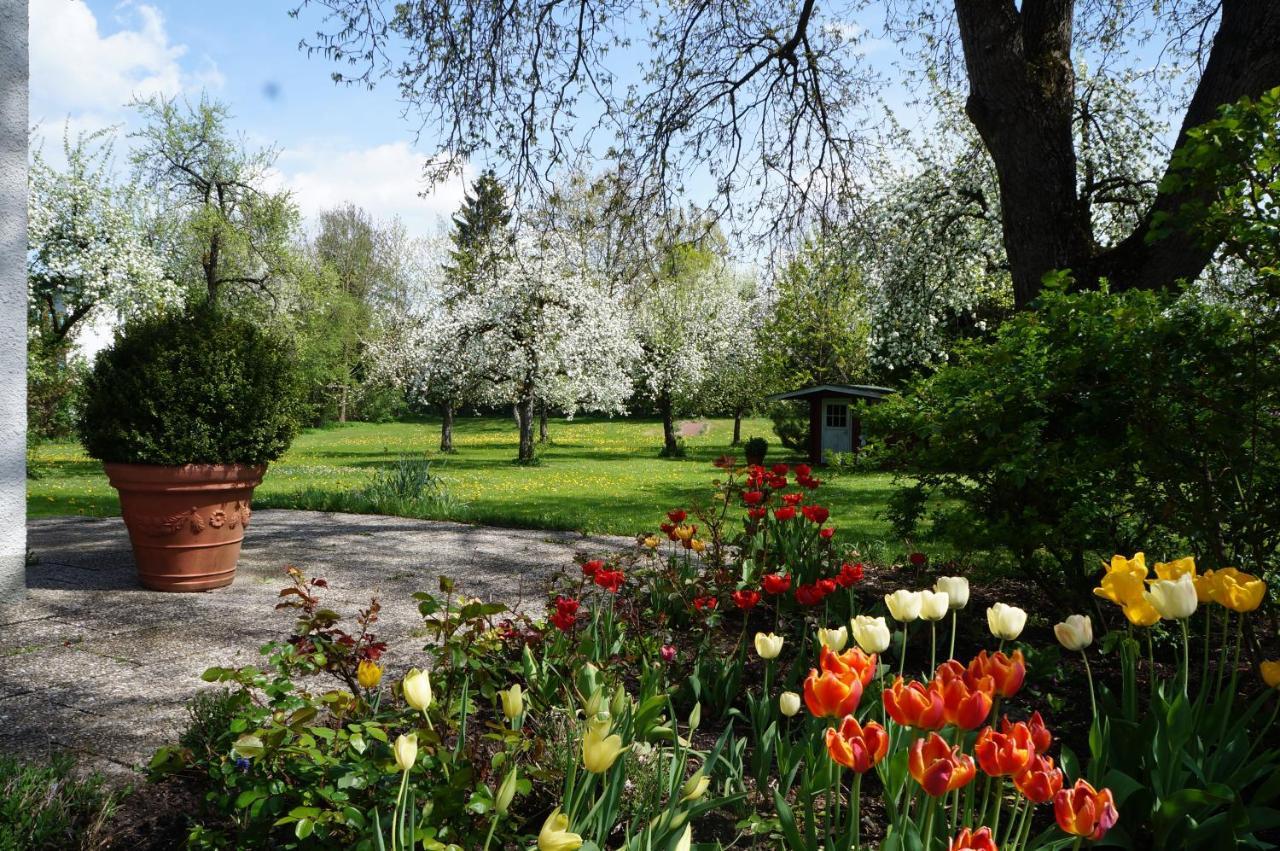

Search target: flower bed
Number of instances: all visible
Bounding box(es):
[151,462,1280,849]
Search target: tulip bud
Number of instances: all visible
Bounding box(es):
[357,659,383,689]
[754,632,785,659]
[538,808,583,851]
[674,825,692,851]
[1259,660,1280,689]
[987,602,1027,640]
[393,733,417,772]
[687,702,701,734]
[885,589,922,623]
[934,576,970,609]
[610,684,628,718]
[679,771,710,802]
[583,688,606,719]
[1053,614,1093,651]
[779,691,802,717]
[818,625,849,652]
[402,668,432,711]
[495,767,518,815]
[919,590,950,621]
[582,716,628,773]
[850,615,892,654]
[499,684,524,721]
[1145,574,1198,620]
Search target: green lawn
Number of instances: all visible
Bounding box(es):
[27,416,904,548]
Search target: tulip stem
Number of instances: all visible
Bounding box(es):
[948,612,957,661]
[1218,613,1246,745]
[1080,651,1098,723]
[990,776,1004,839]
[1179,618,1191,699]
[390,768,410,851]
[851,771,862,850]
[898,625,909,681]
[929,622,937,674]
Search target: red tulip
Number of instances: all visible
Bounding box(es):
[949,827,998,851]
[801,504,830,524]
[667,509,687,524]
[803,668,864,718]
[731,589,761,610]
[883,677,946,730]
[909,552,928,566]
[797,474,820,489]
[794,463,812,477]
[1054,779,1119,840]
[819,527,835,539]
[660,644,677,662]
[773,506,796,521]
[1014,753,1063,803]
[771,463,789,476]
[761,572,792,595]
[817,578,837,596]
[747,507,767,520]
[593,569,625,592]
[795,583,824,606]
[968,650,1026,698]
[767,475,788,489]
[692,595,718,611]
[782,492,805,506]
[554,595,579,616]
[582,559,604,577]
[825,716,889,773]
[742,490,764,506]
[836,562,863,586]
[909,732,976,796]
[1024,711,1052,753]
[975,722,1036,777]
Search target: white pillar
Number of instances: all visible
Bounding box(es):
[0,0,27,604]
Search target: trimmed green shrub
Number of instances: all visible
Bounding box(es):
[744,435,768,462]
[868,277,1280,594]
[77,307,303,465]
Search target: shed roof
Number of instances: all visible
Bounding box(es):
[765,383,895,403]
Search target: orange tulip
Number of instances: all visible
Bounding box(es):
[883,677,946,730]
[909,732,976,796]
[804,668,864,718]
[824,716,889,773]
[940,678,993,730]
[968,649,1026,698]
[1021,710,1052,753]
[1054,779,1119,840]
[820,645,878,687]
[1014,753,1063,803]
[975,722,1036,777]
[948,827,998,851]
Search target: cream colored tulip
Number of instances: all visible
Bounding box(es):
[885,589,923,623]
[538,808,583,851]
[402,668,432,711]
[987,602,1027,640]
[779,691,802,717]
[495,767,518,815]
[850,615,892,654]
[935,576,970,609]
[674,825,692,851]
[393,733,417,772]
[499,684,524,720]
[582,716,628,773]
[919,589,950,621]
[1053,614,1093,651]
[679,771,710,802]
[1146,574,1198,620]
[818,625,849,652]
[754,631,785,660]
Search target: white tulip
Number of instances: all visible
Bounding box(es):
[754,632,785,660]
[1145,574,1198,620]
[818,625,849,652]
[1053,614,1093,651]
[987,603,1027,640]
[885,589,923,623]
[402,668,433,711]
[935,576,970,609]
[779,691,802,717]
[919,589,950,621]
[850,615,892,654]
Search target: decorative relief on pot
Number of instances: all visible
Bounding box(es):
[129,500,253,537]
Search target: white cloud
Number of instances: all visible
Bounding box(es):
[29,0,221,128]
[271,142,475,236]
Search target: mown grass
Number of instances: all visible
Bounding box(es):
[27,416,910,553]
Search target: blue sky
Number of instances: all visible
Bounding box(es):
[29,0,474,236]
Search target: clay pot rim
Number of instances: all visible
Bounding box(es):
[104,462,267,490]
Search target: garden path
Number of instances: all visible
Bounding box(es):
[1,511,627,779]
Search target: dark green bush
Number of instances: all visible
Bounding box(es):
[867,277,1280,594]
[744,435,769,462]
[77,307,303,465]
[767,403,807,450]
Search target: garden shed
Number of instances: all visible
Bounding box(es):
[766,384,894,464]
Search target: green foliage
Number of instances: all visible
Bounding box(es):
[869,280,1280,590]
[444,169,512,294]
[767,404,808,452]
[743,436,768,462]
[0,753,121,850]
[26,337,86,440]
[77,306,304,465]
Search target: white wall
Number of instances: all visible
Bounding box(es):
[0,0,27,603]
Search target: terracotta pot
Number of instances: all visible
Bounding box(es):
[104,462,266,592]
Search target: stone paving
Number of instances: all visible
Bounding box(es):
[1,511,625,778]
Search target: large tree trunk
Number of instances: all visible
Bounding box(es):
[538,403,549,443]
[732,409,743,445]
[954,0,1280,305]
[516,394,536,462]
[440,402,455,453]
[660,393,678,456]
[338,383,348,423]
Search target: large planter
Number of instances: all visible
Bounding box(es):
[105,462,266,592]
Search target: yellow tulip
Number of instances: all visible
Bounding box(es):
[1154,556,1196,581]
[674,824,692,851]
[1213,568,1266,612]
[582,717,628,773]
[1260,661,1280,690]
[357,659,383,689]
[538,807,583,851]
[495,768,518,815]
[779,691,802,717]
[393,733,417,772]
[402,668,432,711]
[679,771,711,802]
[642,536,660,549]
[690,538,706,553]
[1093,556,1148,607]
[499,684,524,721]
[1193,569,1218,603]
[818,626,849,652]
[1122,599,1162,627]
[754,632,785,660]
